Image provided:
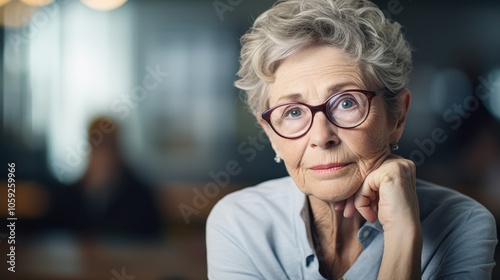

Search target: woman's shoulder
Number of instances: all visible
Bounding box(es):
[213,177,298,205]
[416,179,492,213]
[206,177,311,278]
[416,178,495,231]
[416,180,497,278]
[207,176,303,228]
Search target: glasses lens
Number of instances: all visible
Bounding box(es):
[270,103,312,138]
[327,91,370,127]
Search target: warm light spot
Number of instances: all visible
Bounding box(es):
[0,0,11,7]
[0,0,36,28]
[80,0,127,11]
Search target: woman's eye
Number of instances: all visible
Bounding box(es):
[285,108,303,118]
[338,98,356,109]
[341,100,353,108]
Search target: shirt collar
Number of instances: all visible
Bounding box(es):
[299,195,316,255]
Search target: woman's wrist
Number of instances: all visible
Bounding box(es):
[383,216,422,234]
[379,224,423,280]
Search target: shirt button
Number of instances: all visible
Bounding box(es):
[362,230,370,238]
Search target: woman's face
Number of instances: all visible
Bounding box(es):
[261,45,407,202]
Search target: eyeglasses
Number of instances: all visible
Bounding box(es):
[261,89,386,139]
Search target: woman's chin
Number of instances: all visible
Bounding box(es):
[303,175,362,201]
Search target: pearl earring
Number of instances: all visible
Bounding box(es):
[274,154,281,163]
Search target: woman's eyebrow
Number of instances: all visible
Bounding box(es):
[327,82,360,94]
[275,93,303,104]
[273,82,361,105]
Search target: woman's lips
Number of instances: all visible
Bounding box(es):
[310,163,351,173]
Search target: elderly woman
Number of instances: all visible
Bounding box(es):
[206,0,497,279]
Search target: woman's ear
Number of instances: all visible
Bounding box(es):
[389,88,411,144]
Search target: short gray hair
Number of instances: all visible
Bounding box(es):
[235,0,412,120]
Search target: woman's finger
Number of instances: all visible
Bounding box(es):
[354,182,378,223]
[334,200,346,211]
[343,195,356,218]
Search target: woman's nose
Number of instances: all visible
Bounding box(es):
[308,112,340,149]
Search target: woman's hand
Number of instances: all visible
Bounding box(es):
[339,155,422,279]
[340,155,420,231]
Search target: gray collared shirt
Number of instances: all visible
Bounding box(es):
[207,177,497,279]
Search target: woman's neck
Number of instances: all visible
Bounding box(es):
[308,195,364,279]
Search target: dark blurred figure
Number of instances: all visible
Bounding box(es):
[57,117,162,240]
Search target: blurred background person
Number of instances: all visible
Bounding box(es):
[56,116,162,239]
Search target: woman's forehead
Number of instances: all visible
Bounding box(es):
[269,46,366,104]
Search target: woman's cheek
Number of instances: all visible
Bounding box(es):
[344,123,391,177]
[280,139,305,164]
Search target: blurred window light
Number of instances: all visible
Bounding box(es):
[4,0,242,185]
[3,1,63,149]
[45,2,133,183]
[80,0,127,11]
[482,68,500,120]
[1,0,121,179]
[27,0,60,147]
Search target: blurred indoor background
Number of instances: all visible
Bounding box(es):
[0,0,499,279]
